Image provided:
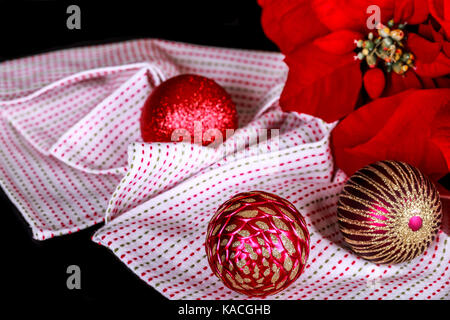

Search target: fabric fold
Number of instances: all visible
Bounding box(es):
[0,39,286,239]
[3,62,179,174]
[93,109,346,300]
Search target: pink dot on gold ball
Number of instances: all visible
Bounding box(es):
[408,216,423,232]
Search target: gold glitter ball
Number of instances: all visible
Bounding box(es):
[337,160,442,264]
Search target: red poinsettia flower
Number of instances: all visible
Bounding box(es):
[259,0,450,190]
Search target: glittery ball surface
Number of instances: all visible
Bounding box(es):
[205,191,310,297]
[337,160,442,265]
[140,74,238,146]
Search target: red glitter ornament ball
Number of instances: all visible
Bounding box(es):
[205,191,310,297]
[140,74,238,146]
[337,160,442,264]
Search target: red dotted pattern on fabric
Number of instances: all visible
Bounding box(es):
[0,39,448,299]
[0,39,286,239]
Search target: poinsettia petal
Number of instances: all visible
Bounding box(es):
[408,33,442,63]
[383,71,423,97]
[312,0,395,34]
[332,88,450,182]
[415,51,450,77]
[435,76,450,87]
[418,22,435,40]
[313,30,363,54]
[420,76,437,88]
[429,0,450,39]
[259,0,397,53]
[430,23,445,43]
[363,68,386,99]
[394,0,429,25]
[280,42,362,123]
[443,40,450,57]
[259,0,330,53]
[431,103,450,175]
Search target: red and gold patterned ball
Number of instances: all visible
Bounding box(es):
[140,74,238,146]
[337,160,442,264]
[205,191,310,297]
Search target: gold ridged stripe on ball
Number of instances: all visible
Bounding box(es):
[337,160,442,264]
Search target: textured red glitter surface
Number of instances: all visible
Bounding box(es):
[205,191,310,297]
[140,74,238,146]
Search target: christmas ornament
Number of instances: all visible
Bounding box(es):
[355,19,415,75]
[337,160,442,264]
[140,74,238,146]
[205,191,310,297]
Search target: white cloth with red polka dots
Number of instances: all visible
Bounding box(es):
[0,39,448,300]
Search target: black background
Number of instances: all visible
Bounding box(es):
[0,0,447,313]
